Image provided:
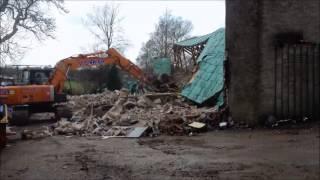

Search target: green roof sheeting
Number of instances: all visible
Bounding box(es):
[152,58,172,76]
[181,28,225,105]
[175,32,214,47]
[124,80,137,90]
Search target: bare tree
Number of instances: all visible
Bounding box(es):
[136,39,157,69]
[84,3,129,53]
[0,0,67,64]
[137,10,193,67]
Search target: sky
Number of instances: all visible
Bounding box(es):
[18,0,225,66]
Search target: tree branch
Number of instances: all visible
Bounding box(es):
[0,0,36,44]
[0,0,66,62]
[0,0,9,13]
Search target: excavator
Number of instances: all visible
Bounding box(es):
[0,48,149,125]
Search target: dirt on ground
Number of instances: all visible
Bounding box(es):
[0,121,319,180]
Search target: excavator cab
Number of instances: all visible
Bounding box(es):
[2,65,53,86]
[0,48,148,126]
[0,75,14,86]
[19,67,52,85]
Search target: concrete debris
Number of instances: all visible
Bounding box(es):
[153,98,162,104]
[127,127,148,138]
[158,114,185,135]
[6,126,16,136]
[264,115,309,128]
[219,122,228,129]
[188,122,206,129]
[48,89,227,137]
[105,126,132,136]
[21,127,53,140]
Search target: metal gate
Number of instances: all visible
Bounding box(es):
[274,42,320,120]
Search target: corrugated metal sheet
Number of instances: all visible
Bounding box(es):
[152,58,172,76]
[124,80,138,91]
[181,28,225,105]
[174,32,214,47]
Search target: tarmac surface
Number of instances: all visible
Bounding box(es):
[0,121,319,180]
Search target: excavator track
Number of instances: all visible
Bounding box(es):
[0,48,147,126]
[10,107,30,126]
[0,123,6,149]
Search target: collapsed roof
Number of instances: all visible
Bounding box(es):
[177,28,225,105]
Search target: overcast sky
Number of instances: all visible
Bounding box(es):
[18,1,225,66]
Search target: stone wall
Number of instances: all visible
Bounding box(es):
[226,0,320,124]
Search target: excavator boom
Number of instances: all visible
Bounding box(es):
[0,48,147,125]
[49,48,147,93]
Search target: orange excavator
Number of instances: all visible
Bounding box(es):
[0,48,148,125]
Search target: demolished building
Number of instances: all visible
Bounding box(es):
[33,89,224,138]
[174,28,225,106]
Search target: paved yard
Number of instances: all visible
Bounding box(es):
[0,124,319,180]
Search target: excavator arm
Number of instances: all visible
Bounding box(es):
[0,48,147,125]
[49,48,147,93]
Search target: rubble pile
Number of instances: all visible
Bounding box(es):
[50,89,226,137]
[21,128,53,140]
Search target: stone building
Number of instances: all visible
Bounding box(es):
[226,0,320,124]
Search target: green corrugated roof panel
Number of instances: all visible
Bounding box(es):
[123,79,139,92]
[181,28,225,105]
[151,58,172,76]
[197,28,225,63]
[174,32,215,47]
